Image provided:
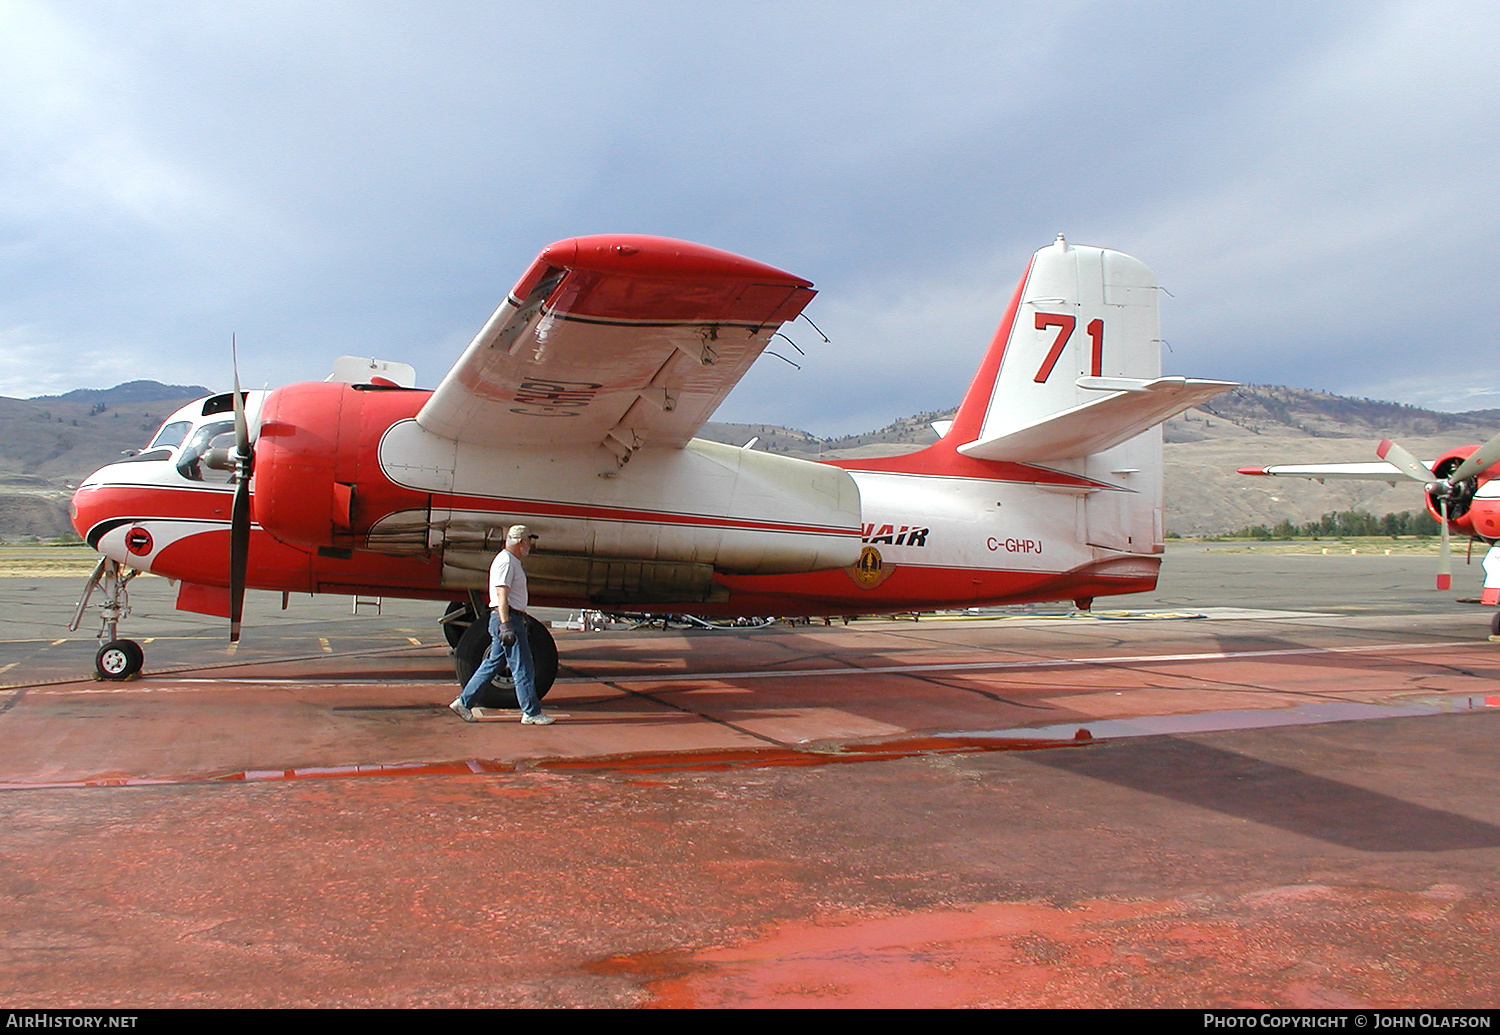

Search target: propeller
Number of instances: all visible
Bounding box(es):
[1443,427,1500,485]
[229,336,252,641]
[1376,431,1500,590]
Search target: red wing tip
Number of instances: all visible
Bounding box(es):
[536,235,812,287]
[1376,439,1395,458]
[1436,575,1452,590]
[1237,466,1269,476]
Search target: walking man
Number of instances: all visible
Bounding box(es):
[450,525,554,725]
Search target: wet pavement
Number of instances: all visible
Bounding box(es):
[1,548,1497,1007]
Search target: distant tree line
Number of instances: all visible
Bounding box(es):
[1226,509,1440,540]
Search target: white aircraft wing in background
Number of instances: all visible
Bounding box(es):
[1237,461,1408,483]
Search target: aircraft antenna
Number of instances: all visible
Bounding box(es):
[772,332,806,356]
[797,312,831,343]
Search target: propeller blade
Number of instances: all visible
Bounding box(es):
[1437,495,1452,591]
[228,334,252,642]
[1445,428,1500,485]
[229,476,250,641]
[231,334,249,459]
[1375,438,1435,484]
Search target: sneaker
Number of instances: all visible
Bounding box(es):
[449,697,475,723]
[520,712,555,725]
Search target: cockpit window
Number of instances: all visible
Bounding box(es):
[148,420,192,452]
[176,421,239,484]
[201,392,246,417]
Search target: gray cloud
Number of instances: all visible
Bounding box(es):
[2,0,1496,435]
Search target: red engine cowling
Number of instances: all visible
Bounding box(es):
[1424,445,1500,539]
[252,381,429,550]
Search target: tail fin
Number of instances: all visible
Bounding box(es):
[945,235,1230,462]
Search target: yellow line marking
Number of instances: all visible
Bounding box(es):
[407,637,422,646]
[50,639,66,646]
[318,637,332,653]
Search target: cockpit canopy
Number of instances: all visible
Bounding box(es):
[136,391,266,485]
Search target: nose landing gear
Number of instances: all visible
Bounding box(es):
[70,557,145,680]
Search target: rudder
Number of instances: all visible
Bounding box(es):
[946,235,1160,453]
[946,236,1228,464]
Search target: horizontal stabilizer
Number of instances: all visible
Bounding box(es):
[956,376,1236,462]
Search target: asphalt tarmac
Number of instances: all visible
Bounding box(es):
[0,546,1497,1008]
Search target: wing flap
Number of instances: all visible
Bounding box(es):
[417,236,815,460]
[957,376,1236,462]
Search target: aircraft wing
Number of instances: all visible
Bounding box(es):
[417,235,815,463]
[1237,462,1408,483]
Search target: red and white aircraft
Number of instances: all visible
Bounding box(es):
[69,233,1234,699]
[1241,432,1500,625]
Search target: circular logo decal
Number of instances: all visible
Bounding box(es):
[125,526,154,556]
[853,546,883,587]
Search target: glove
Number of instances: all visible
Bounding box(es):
[500,629,517,647]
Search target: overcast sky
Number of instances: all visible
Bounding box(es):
[2,0,1497,435]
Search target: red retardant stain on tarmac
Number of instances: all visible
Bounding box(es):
[218,759,517,782]
[632,899,1158,1008]
[0,758,517,790]
[627,889,1500,1008]
[530,736,1074,775]
[0,738,1078,791]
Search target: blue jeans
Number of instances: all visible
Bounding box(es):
[458,610,540,717]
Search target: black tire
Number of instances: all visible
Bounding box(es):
[95,639,144,681]
[440,600,476,649]
[453,614,557,708]
[1490,611,1500,639]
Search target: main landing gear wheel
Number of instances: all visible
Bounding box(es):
[453,614,558,709]
[95,639,144,681]
[440,600,477,649]
[1489,611,1500,639]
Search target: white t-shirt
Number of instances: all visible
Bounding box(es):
[488,547,528,613]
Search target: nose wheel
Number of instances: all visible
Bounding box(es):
[71,557,147,681]
[95,639,144,680]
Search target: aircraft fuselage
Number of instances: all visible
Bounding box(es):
[71,383,1161,618]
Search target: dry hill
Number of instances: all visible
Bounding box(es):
[0,382,208,537]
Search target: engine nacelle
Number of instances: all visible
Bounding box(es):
[1468,499,1500,541]
[252,381,428,550]
[253,379,862,579]
[1421,444,1500,541]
